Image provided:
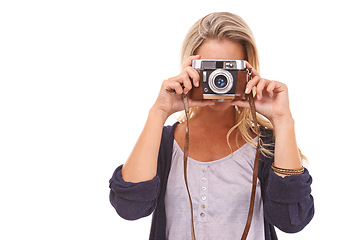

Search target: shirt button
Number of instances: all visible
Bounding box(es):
[201,177,207,182]
[202,168,207,173]
[201,204,206,209]
[200,213,205,217]
[202,186,206,191]
[201,195,207,201]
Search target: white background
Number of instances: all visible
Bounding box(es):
[1,0,359,239]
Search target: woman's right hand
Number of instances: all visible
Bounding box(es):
[122,56,214,183]
[152,55,215,119]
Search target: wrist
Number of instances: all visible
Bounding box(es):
[272,114,302,172]
[271,114,295,135]
[271,112,294,127]
[149,105,170,124]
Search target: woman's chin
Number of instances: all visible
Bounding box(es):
[206,100,233,112]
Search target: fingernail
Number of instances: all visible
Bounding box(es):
[257,94,261,100]
[245,88,250,94]
[195,82,199,87]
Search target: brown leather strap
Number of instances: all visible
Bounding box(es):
[240,90,261,240]
[182,69,261,240]
[182,93,196,240]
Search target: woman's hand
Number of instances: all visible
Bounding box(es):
[152,55,215,120]
[231,62,293,126]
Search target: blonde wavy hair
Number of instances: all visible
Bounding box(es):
[178,12,306,161]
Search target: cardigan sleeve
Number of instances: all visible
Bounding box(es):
[108,124,177,222]
[263,167,314,233]
[109,165,160,220]
[259,128,314,234]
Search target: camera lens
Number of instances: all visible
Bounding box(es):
[215,75,227,89]
[208,69,233,94]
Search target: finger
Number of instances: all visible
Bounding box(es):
[174,72,192,94]
[245,61,260,77]
[245,75,261,94]
[165,66,197,94]
[170,69,196,95]
[256,78,270,100]
[231,100,250,109]
[182,55,201,70]
[183,66,200,89]
[272,81,288,93]
[163,79,184,95]
[189,99,216,108]
[266,80,276,97]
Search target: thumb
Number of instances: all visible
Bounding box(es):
[231,100,250,109]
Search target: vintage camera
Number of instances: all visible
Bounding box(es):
[189,59,250,101]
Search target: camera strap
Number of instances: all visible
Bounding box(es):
[181,70,261,240]
[182,93,196,240]
[241,91,262,240]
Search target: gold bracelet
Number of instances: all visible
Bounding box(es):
[271,163,305,175]
[271,163,305,173]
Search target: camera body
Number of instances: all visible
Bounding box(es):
[189,59,249,101]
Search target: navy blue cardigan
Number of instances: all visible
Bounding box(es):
[109,123,314,239]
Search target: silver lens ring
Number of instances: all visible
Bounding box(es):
[208,69,233,94]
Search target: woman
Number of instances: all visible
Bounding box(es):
[109,12,314,240]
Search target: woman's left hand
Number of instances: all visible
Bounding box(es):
[231,62,293,125]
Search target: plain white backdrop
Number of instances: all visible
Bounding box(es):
[1,0,359,239]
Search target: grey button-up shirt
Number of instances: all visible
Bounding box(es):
[165,139,265,240]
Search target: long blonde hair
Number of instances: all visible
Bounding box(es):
[178,12,305,160]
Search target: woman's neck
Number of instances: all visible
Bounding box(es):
[192,105,236,130]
